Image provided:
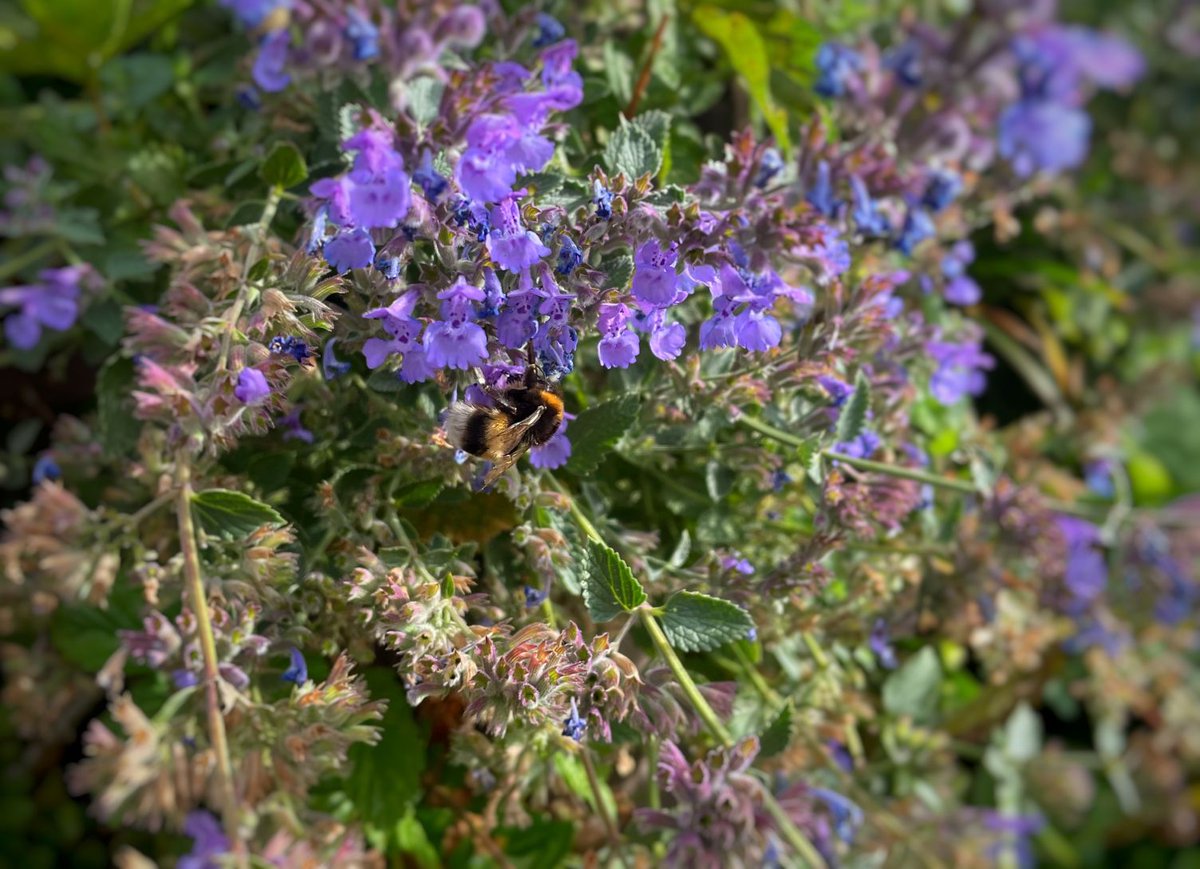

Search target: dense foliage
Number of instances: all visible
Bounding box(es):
[1,0,1198,866]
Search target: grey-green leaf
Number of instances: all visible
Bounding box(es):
[834,370,872,444]
[882,646,941,723]
[759,702,794,758]
[190,489,286,540]
[581,539,646,622]
[259,142,308,189]
[566,394,640,475]
[660,590,755,653]
[604,120,661,180]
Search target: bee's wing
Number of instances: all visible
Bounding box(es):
[477,406,546,489]
[490,405,545,457]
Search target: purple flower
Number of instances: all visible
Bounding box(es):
[323,227,376,272]
[234,368,271,404]
[632,240,679,306]
[322,338,351,380]
[941,241,981,305]
[457,114,551,205]
[810,787,864,844]
[31,454,60,485]
[869,619,898,669]
[219,0,290,28]
[179,810,230,869]
[530,415,571,469]
[281,647,308,684]
[720,553,755,575]
[268,335,310,363]
[1084,459,1115,498]
[1056,516,1107,609]
[344,8,379,61]
[0,265,92,350]
[598,329,640,368]
[649,319,686,361]
[928,335,994,404]
[173,669,199,689]
[487,198,551,272]
[999,99,1091,177]
[814,42,863,98]
[817,375,852,407]
[524,585,549,607]
[347,165,411,229]
[699,313,737,350]
[279,407,313,443]
[423,282,489,370]
[251,30,291,93]
[496,284,539,349]
[561,698,587,741]
[735,308,782,352]
[885,39,922,86]
[833,430,880,460]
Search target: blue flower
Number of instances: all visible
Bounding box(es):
[814,42,863,98]
[806,160,838,218]
[1084,459,1115,498]
[268,335,311,363]
[631,240,679,307]
[218,0,291,28]
[279,407,314,443]
[561,698,587,741]
[816,375,852,407]
[755,148,784,188]
[172,669,199,689]
[524,585,549,607]
[850,175,888,237]
[413,151,448,201]
[322,339,351,380]
[344,8,379,61]
[885,39,922,86]
[834,431,880,460]
[281,647,308,684]
[31,455,60,485]
[771,469,792,491]
[894,206,935,255]
[556,235,584,275]
[869,619,898,669]
[922,168,962,213]
[811,787,864,844]
[532,12,566,48]
[593,181,614,219]
[1056,516,1107,611]
[998,99,1091,177]
[0,265,89,350]
[179,810,230,869]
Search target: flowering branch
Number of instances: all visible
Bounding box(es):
[174,450,242,860]
[216,185,283,373]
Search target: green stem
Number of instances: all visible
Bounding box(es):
[801,631,830,670]
[217,186,283,372]
[175,451,243,860]
[824,451,978,494]
[0,239,56,282]
[580,748,626,868]
[638,609,733,744]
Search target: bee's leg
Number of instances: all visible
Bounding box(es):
[524,340,539,387]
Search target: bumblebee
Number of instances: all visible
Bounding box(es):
[444,352,564,489]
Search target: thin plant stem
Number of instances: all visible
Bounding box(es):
[175,450,243,861]
[217,186,283,372]
[580,748,627,868]
[0,239,56,282]
[125,489,175,528]
[624,15,670,118]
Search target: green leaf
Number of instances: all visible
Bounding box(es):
[834,370,872,444]
[660,590,755,653]
[882,646,942,724]
[581,539,646,622]
[366,367,405,392]
[440,572,455,600]
[604,118,661,180]
[600,252,634,291]
[97,356,140,458]
[566,394,640,475]
[758,702,793,758]
[259,142,308,189]
[346,668,426,829]
[393,478,444,509]
[552,754,616,819]
[635,109,672,156]
[50,583,142,672]
[393,807,439,869]
[190,489,285,540]
[693,7,791,153]
[1003,701,1042,763]
[602,41,634,107]
[406,76,445,127]
[80,298,124,346]
[499,816,575,869]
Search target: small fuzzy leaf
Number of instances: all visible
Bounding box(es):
[660,591,756,653]
[190,489,286,540]
[758,702,794,758]
[605,119,661,180]
[835,370,872,444]
[581,539,646,622]
[566,394,640,475]
[393,478,444,508]
[882,646,942,723]
[406,76,445,126]
[259,142,308,189]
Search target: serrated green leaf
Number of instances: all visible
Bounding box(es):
[566,394,640,475]
[835,370,872,444]
[190,489,285,540]
[260,142,308,189]
[393,478,444,508]
[660,591,755,653]
[758,702,793,758]
[406,76,445,127]
[581,539,646,622]
[98,356,140,458]
[604,119,661,180]
[693,7,791,154]
[882,646,941,724]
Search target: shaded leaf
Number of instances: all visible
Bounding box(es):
[566,394,640,475]
[882,646,941,724]
[605,119,661,180]
[260,142,308,189]
[190,489,285,540]
[835,370,871,444]
[660,590,755,652]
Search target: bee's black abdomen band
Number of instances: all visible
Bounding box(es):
[460,412,492,456]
